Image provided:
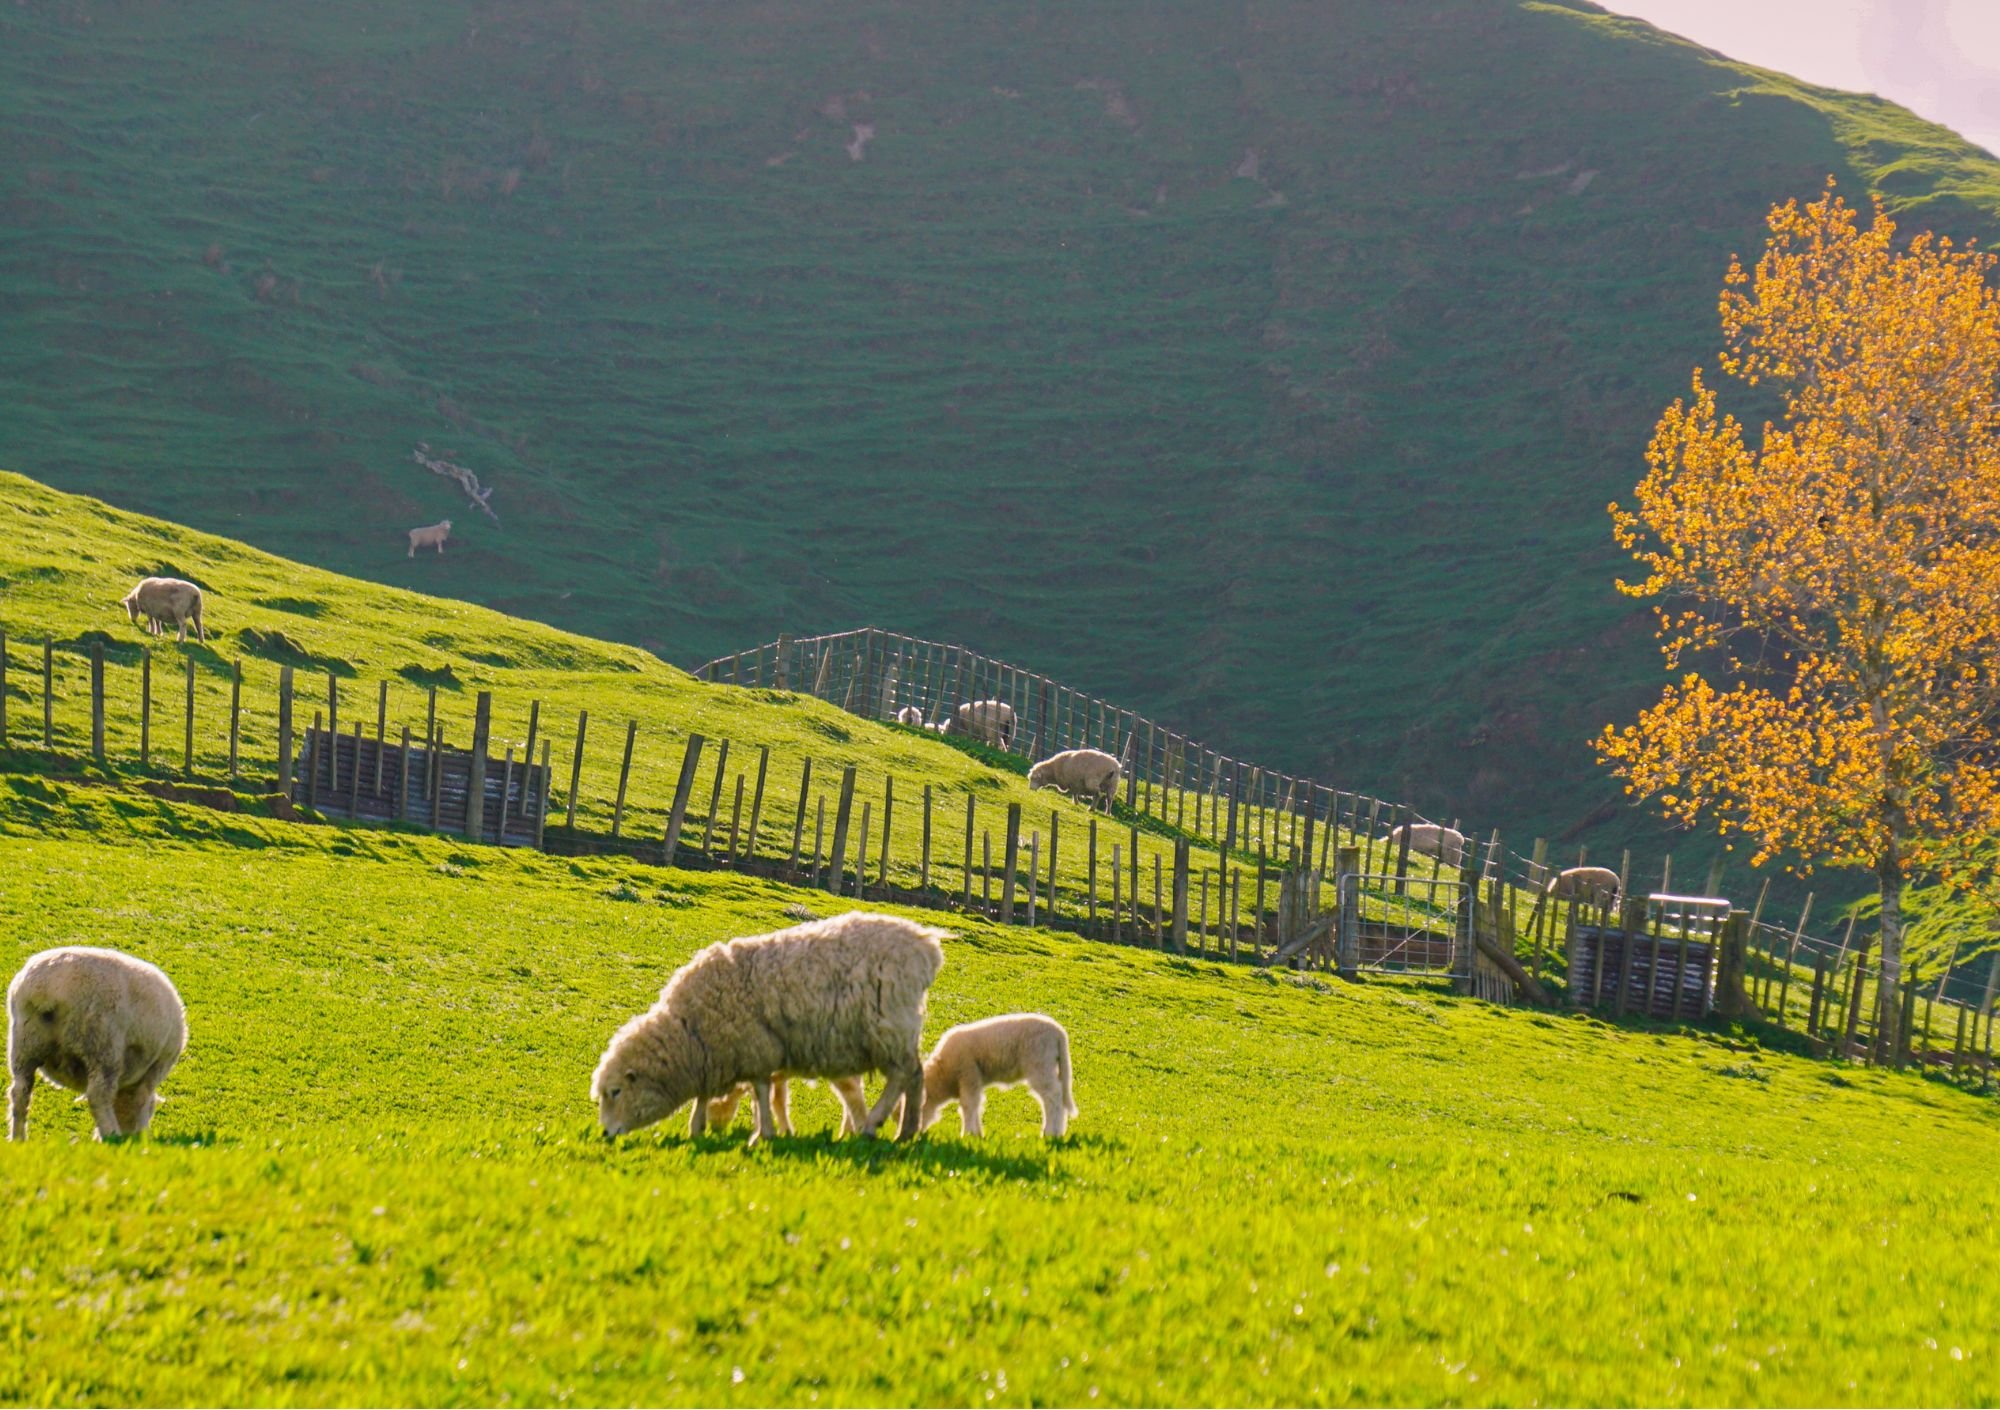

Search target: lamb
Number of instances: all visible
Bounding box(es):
[918,1013,1076,1139]
[8,946,187,1142]
[1385,822,1466,868]
[707,1074,869,1136]
[894,706,926,728]
[406,519,452,557]
[942,699,1016,749]
[120,577,206,643]
[593,910,945,1144]
[1028,748,1122,810]
[1545,865,1621,908]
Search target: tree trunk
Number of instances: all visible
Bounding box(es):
[1876,853,1904,1064]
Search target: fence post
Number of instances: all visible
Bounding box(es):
[744,745,771,861]
[227,660,242,783]
[879,776,895,891]
[1000,802,1021,925]
[465,691,492,842]
[855,802,872,898]
[88,641,105,761]
[327,671,338,738]
[1172,839,1190,955]
[350,722,366,817]
[963,795,976,909]
[828,766,858,894]
[1087,820,1099,930]
[564,710,589,831]
[774,631,793,690]
[699,739,732,854]
[140,648,152,765]
[789,760,813,876]
[276,666,295,795]
[0,629,6,744]
[1391,804,1413,896]
[375,681,390,794]
[662,734,708,866]
[305,711,322,811]
[1112,845,1124,946]
[1027,835,1039,927]
[1337,846,1361,978]
[42,640,53,749]
[183,656,197,776]
[610,721,637,838]
[536,739,553,850]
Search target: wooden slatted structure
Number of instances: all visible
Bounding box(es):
[291,725,547,847]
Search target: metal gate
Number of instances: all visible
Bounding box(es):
[1334,871,1472,983]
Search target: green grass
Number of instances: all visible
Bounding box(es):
[4,777,2000,1405]
[4,1,2000,880]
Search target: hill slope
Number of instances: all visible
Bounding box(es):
[4,0,2000,869]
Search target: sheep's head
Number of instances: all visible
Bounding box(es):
[121,591,141,625]
[591,1015,693,1138]
[439,519,452,532]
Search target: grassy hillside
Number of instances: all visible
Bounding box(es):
[4,780,2000,1405]
[8,1,2000,879]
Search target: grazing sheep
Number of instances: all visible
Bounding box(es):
[406,519,452,557]
[942,699,1017,749]
[919,1013,1076,1139]
[707,1074,869,1136]
[1385,822,1466,868]
[8,946,187,1142]
[593,911,945,1144]
[923,721,947,735]
[121,577,206,643]
[1028,748,1122,810]
[1545,865,1621,908]
[894,706,925,728]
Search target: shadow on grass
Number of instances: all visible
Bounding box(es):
[678,1128,1068,1182]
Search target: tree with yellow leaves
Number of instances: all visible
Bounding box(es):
[1600,184,2000,1054]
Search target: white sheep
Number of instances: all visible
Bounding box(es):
[1545,865,1621,907]
[1385,822,1466,868]
[919,1013,1076,1138]
[406,519,452,557]
[707,1074,869,1136]
[121,577,206,643]
[942,699,1016,748]
[593,911,946,1144]
[8,946,187,1142]
[894,706,925,728]
[1028,748,1122,810]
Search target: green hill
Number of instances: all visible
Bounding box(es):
[5,0,2000,872]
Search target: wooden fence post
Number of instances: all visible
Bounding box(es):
[41,640,53,749]
[855,802,873,897]
[1000,802,1021,925]
[744,745,770,860]
[920,784,933,890]
[789,760,813,876]
[327,672,338,738]
[140,648,152,765]
[828,766,858,895]
[1172,838,1190,955]
[374,681,389,794]
[812,797,827,887]
[774,631,793,690]
[183,656,197,775]
[465,691,492,842]
[879,776,895,890]
[1391,804,1413,896]
[277,666,295,794]
[1087,820,1099,930]
[1027,834,1039,926]
[700,739,732,854]
[662,734,708,866]
[564,710,589,831]
[88,641,105,761]
[305,711,322,811]
[536,740,553,849]
[1112,845,1123,945]
[610,721,637,838]
[0,630,6,744]
[963,795,976,909]
[228,660,242,783]
[349,722,366,817]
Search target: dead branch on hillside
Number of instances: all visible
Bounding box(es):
[413,443,500,524]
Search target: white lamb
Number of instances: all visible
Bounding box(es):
[1545,865,1621,907]
[407,519,452,557]
[918,1013,1076,1139]
[894,706,926,727]
[707,1074,869,1136]
[942,699,1016,748]
[593,911,945,1144]
[8,946,187,1142]
[121,577,206,643]
[1028,748,1121,810]
[1385,822,1466,868]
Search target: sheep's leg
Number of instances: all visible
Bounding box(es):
[959,1077,984,1138]
[84,1069,122,1140]
[687,1097,709,1138]
[771,1076,793,1137]
[174,613,188,644]
[894,1065,926,1141]
[1031,1076,1067,1138]
[857,1072,908,1138]
[7,1061,33,1142]
[707,1085,743,1129]
[749,1077,778,1146]
[407,542,416,559]
[831,1076,868,1136]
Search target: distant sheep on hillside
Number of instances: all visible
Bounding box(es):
[407,519,452,557]
[919,1013,1076,1139]
[1545,866,1621,908]
[1028,748,1121,810]
[8,946,187,1142]
[592,911,945,1144]
[895,706,925,727]
[121,577,206,643]
[1385,822,1466,868]
[942,699,1016,748]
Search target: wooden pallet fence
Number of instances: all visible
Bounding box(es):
[290,724,548,846]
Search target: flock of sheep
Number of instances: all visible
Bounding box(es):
[896,699,1124,811]
[7,912,1077,1147]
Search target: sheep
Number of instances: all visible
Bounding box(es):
[1028,748,1122,810]
[706,1074,869,1136]
[894,705,926,728]
[942,699,1016,749]
[1384,822,1466,868]
[918,1013,1076,1139]
[406,519,452,557]
[8,946,187,1142]
[1545,865,1621,908]
[593,911,945,1145]
[120,577,206,643]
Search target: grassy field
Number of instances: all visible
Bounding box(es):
[4,0,2000,874]
[3,777,1998,1406]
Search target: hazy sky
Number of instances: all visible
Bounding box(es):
[1607,0,2000,158]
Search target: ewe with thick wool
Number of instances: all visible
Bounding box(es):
[707,1073,869,1136]
[7,946,187,1141]
[120,576,206,643]
[1385,822,1466,868]
[593,911,946,1144]
[894,705,925,728]
[406,519,452,557]
[1028,748,1122,809]
[920,1012,1076,1139]
[942,699,1016,748]
[1546,865,1621,907]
